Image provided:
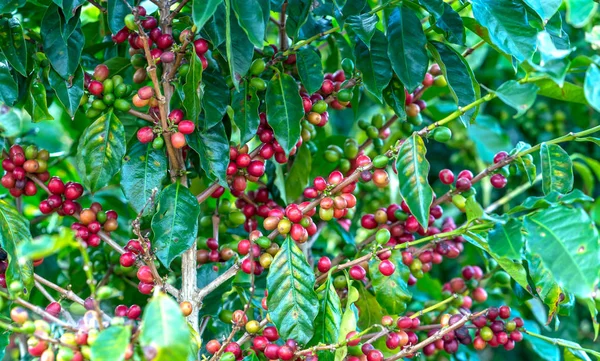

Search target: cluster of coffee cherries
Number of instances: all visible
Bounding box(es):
[302,171,358,222]
[227,145,266,194]
[117,239,157,295]
[114,303,142,320]
[1,145,49,197]
[233,187,284,233]
[70,202,119,247]
[440,265,488,310]
[256,113,302,164]
[356,114,392,152]
[84,64,134,119]
[263,201,318,243]
[471,306,524,351]
[137,107,195,149]
[238,231,281,275]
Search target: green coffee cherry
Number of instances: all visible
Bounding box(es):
[432,126,452,143]
[249,59,266,75]
[114,83,128,98]
[342,243,357,257]
[250,77,267,91]
[339,158,351,173]
[372,155,389,169]
[179,64,190,77]
[124,14,137,30]
[92,99,107,110]
[344,139,359,159]
[401,121,414,133]
[372,114,385,129]
[357,118,370,130]
[229,211,246,226]
[407,113,423,126]
[375,228,391,245]
[312,100,328,114]
[333,275,347,289]
[341,58,355,75]
[86,108,101,119]
[434,75,447,87]
[131,53,146,68]
[366,126,379,139]
[256,236,271,249]
[452,194,467,211]
[337,89,353,102]
[262,45,275,58]
[114,99,131,112]
[25,145,38,160]
[103,79,114,94]
[103,93,115,105]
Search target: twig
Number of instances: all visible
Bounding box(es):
[88,0,107,13]
[34,280,76,326]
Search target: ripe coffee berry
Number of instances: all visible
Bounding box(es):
[439,169,455,185]
[137,127,155,144]
[490,173,507,188]
[456,177,472,191]
[120,252,136,267]
[178,120,195,134]
[137,266,154,284]
[317,257,331,273]
[379,260,395,276]
[349,265,366,280]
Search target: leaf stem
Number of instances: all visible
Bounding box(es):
[523,330,600,358]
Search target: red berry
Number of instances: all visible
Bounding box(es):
[171,132,186,149]
[141,16,157,29]
[457,170,473,180]
[455,178,472,191]
[127,304,142,319]
[156,34,174,49]
[263,326,279,341]
[472,287,487,302]
[378,260,395,276]
[169,109,184,124]
[45,302,61,316]
[64,182,83,200]
[137,265,154,284]
[178,120,195,134]
[349,265,366,280]
[137,127,155,144]
[206,340,221,354]
[138,86,154,100]
[321,79,334,95]
[247,160,265,177]
[278,345,294,361]
[93,64,110,81]
[88,80,104,96]
[493,151,508,164]
[346,331,360,346]
[317,257,331,273]
[112,28,129,43]
[264,344,279,359]
[120,252,136,267]
[490,174,507,189]
[366,349,383,361]
[115,305,128,317]
[499,305,511,319]
[194,39,209,55]
[439,169,455,185]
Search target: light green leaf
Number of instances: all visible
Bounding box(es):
[368,254,411,314]
[91,326,131,361]
[488,219,523,259]
[584,64,600,112]
[540,143,573,195]
[265,72,304,154]
[25,80,53,123]
[494,80,539,117]
[565,0,597,28]
[121,142,167,214]
[523,0,561,22]
[19,228,75,261]
[354,281,385,330]
[465,196,484,223]
[534,79,587,105]
[335,281,358,361]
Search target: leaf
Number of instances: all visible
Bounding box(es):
[565,348,592,361]
[471,0,539,62]
[488,219,524,260]
[140,293,191,361]
[41,4,84,79]
[231,83,260,144]
[383,79,407,120]
[565,0,597,28]
[540,143,573,195]
[396,133,433,230]
[107,0,133,34]
[523,0,561,22]
[577,137,600,147]
[103,57,132,76]
[24,80,53,123]
[418,0,464,45]
[522,320,560,361]
[310,277,342,349]
[48,66,84,118]
[0,200,33,299]
[265,72,304,154]
[585,299,599,340]
[465,196,484,222]
[151,182,201,268]
[285,144,312,203]
[524,206,600,298]
[201,67,230,130]
[0,18,27,76]
[335,281,359,361]
[428,41,480,125]
[584,64,600,112]
[296,47,324,95]
[232,0,265,48]
[266,237,319,345]
[368,254,412,314]
[285,0,311,41]
[76,111,126,192]
[534,79,587,105]
[0,54,18,106]
[121,142,167,214]
[187,122,229,186]
[386,6,428,92]
[354,282,385,330]
[19,228,75,261]
[494,80,539,117]
[468,115,512,163]
[354,31,392,101]
[183,53,203,124]
[526,252,562,321]
[345,13,378,48]
[90,326,131,361]
[225,0,254,90]
[193,0,222,30]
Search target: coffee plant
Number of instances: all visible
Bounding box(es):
[0,0,600,360]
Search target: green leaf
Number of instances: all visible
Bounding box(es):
[494,80,539,117]
[285,0,311,41]
[524,206,600,298]
[0,200,33,299]
[471,0,539,62]
[193,0,222,30]
[285,144,311,203]
[465,196,484,222]
[0,18,27,76]
[151,182,201,267]
[41,4,84,79]
[18,228,75,261]
[76,111,126,192]
[523,321,560,361]
[354,281,385,330]
[523,0,561,22]
[534,79,587,105]
[507,190,593,215]
[383,79,407,120]
[565,348,592,361]
[585,299,599,340]
[396,133,433,230]
[201,67,230,130]
[526,252,562,320]
[107,0,133,33]
[576,137,600,147]
[418,0,464,45]
[345,13,378,48]
[540,143,573,195]
[121,142,167,214]
[25,80,53,123]
[140,293,191,361]
[90,326,131,361]
[335,281,359,361]
[183,53,203,124]
[488,219,524,260]
[188,122,230,186]
[355,30,392,101]
[231,83,260,144]
[386,6,428,92]
[225,0,254,90]
[48,66,84,118]
[310,277,342,349]
[296,47,324,95]
[428,41,480,125]
[232,0,265,47]
[584,64,600,112]
[103,57,132,76]
[368,254,412,314]
[468,115,512,163]
[265,72,304,154]
[0,0,25,14]
[267,237,319,345]
[565,0,597,28]
[0,54,18,106]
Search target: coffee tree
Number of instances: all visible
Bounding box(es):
[0,0,600,359]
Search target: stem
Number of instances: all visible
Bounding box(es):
[34,280,76,326]
[0,290,76,331]
[409,294,458,319]
[279,1,288,51]
[0,321,79,350]
[523,331,600,358]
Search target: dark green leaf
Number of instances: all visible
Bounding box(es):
[103,57,131,76]
[0,54,17,106]
[183,53,203,123]
[285,144,312,203]
[187,122,229,186]
[584,64,600,112]
[48,66,84,118]
[265,72,304,154]
[267,237,319,345]
[355,31,392,101]
[396,133,433,229]
[140,293,191,361]
[387,6,428,92]
[91,326,131,361]
[0,200,33,299]
[428,41,480,125]
[193,0,222,30]
[418,0,464,44]
[76,111,126,192]
[121,142,167,214]
[232,0,265,47]
[368,254,411,314]
[354,281,385,330]
[53,0,84,21]
[201,67,230,130]
[25,80,53,123]
[41,4,84,79]
[494,80,539,117]
[565,0,597,28]
[471,0,539,62]
[383,79,407,120]
[310,277,342,349]
[285,0,311,41]
[0,0,25,13]
[107,0,133,34]
[540,143,573,195]
[225,0,254,90]
[151,182,201,267]
[231,83,260,144]
[0,18,27,76]
[345,13,378,48]
[296,47,324,95]
[488,219,524,259]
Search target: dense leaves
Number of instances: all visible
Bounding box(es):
[0,200,33,298]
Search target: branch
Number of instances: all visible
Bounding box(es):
[87,0,107,13]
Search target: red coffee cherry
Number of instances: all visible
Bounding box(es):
[178,120,195,135]
[137,127,155,144]
[439,169,455,185]
[317,257,331,273]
